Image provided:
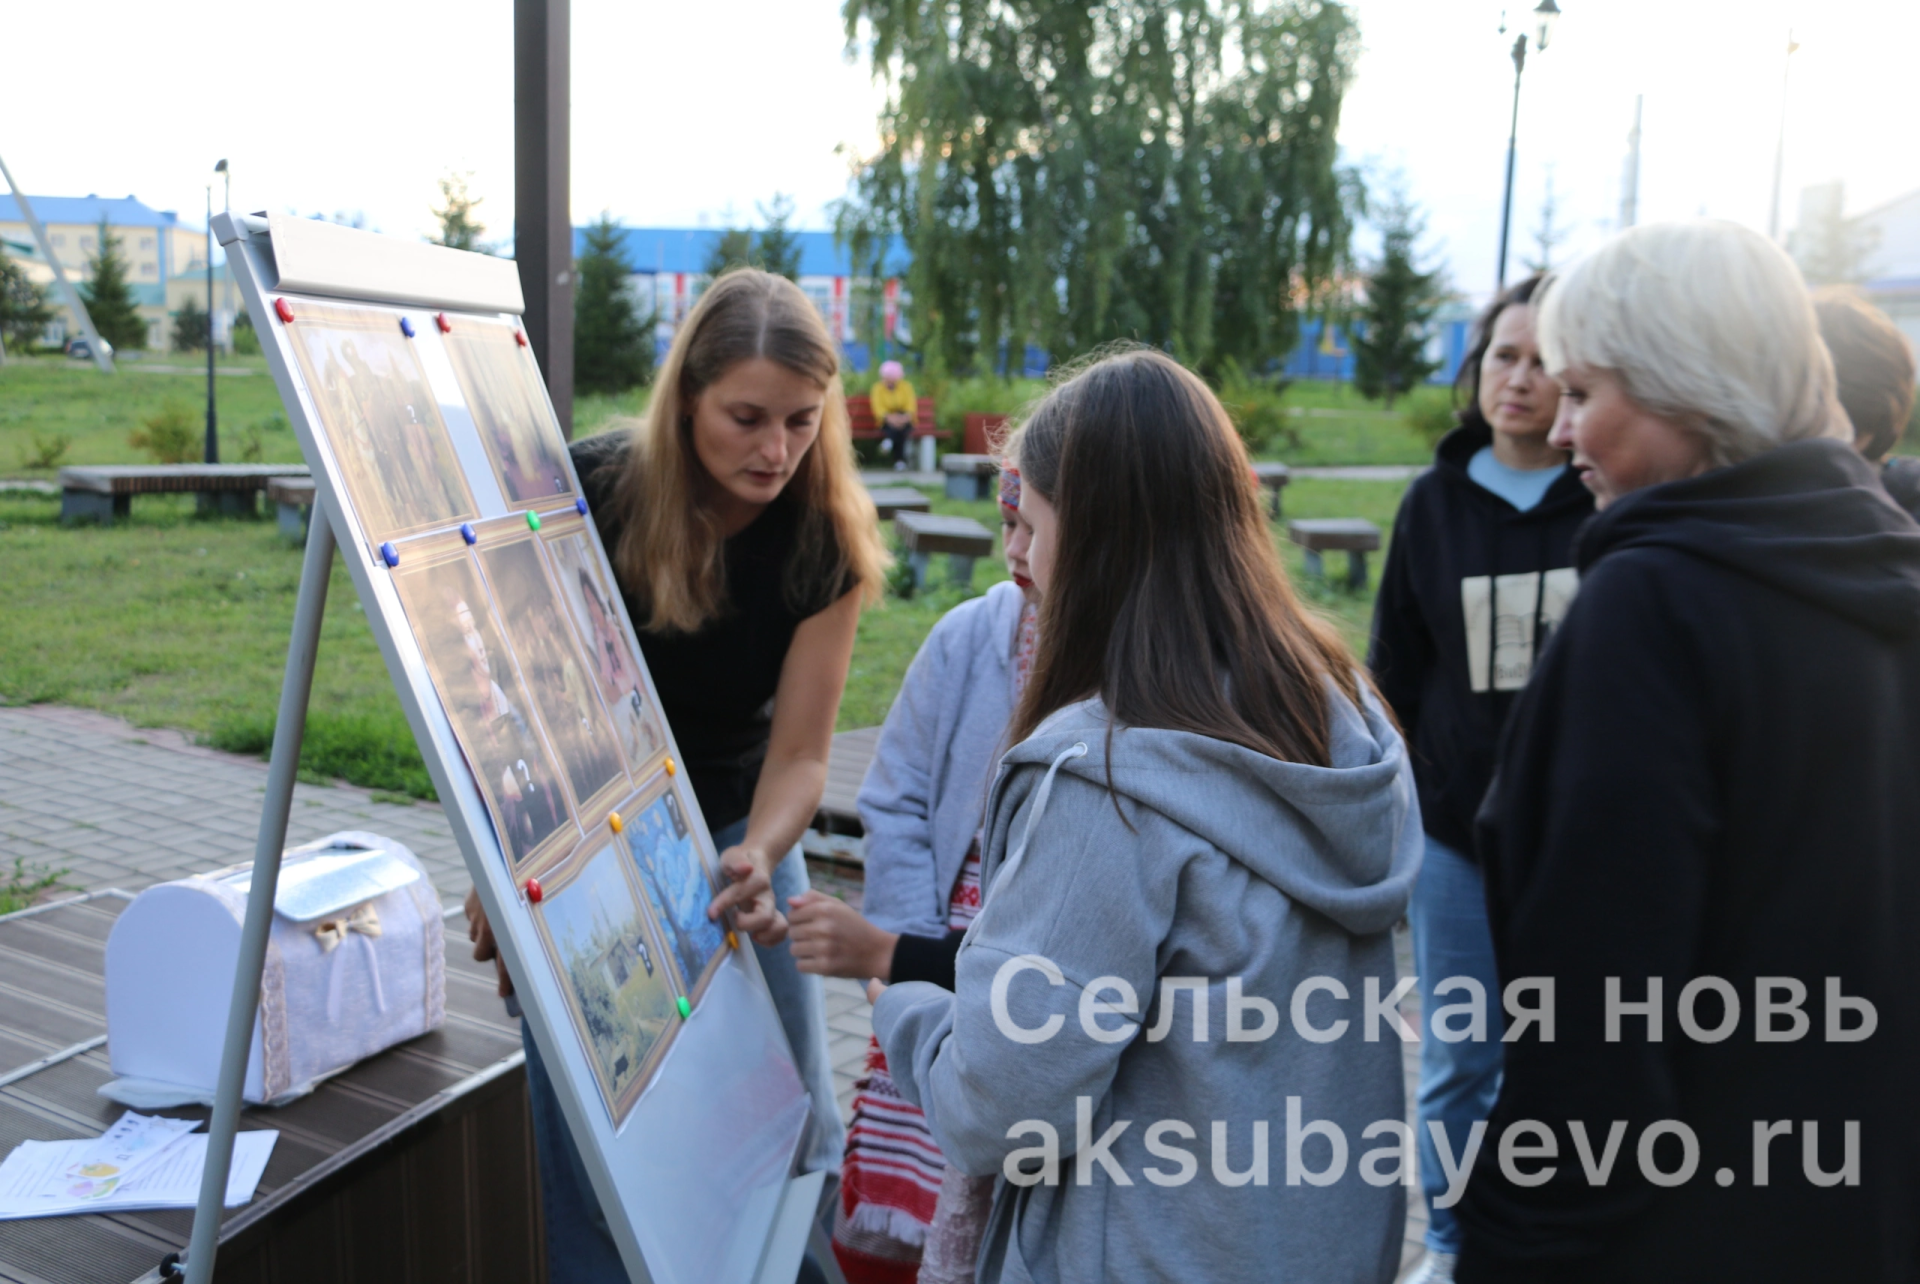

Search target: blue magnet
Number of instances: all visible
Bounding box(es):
[399,317,415,338]
[379,542,399,567]
[575,496,588,516]
[460,522,477,545]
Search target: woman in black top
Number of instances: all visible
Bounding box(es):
[484,268,887,1282]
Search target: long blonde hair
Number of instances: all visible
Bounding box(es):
[603,269,887,633]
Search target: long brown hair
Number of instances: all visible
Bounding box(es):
[1008,347,1367,768]
[605,269,887,632]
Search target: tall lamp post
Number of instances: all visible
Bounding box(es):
[1495,0,1562,290]
[205,159,227,464]
[1767,32,1800,242]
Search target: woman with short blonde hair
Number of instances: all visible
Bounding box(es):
[1460,221,1920,1281]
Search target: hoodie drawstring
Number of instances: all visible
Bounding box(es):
[980,741,1090,910]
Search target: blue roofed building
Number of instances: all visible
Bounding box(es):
[0,194,210,350]
[574,225,911,374]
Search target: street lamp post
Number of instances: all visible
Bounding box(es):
[205,159,227,464]
[1495,0,1561,291]
[1767,32,1800,243]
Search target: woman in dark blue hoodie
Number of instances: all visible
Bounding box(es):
[1459,221,1920,1282]
[1368,275,1593,1284]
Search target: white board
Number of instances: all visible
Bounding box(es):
[216,214,811,1284]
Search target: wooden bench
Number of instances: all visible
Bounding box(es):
[963,412,1010,456]
[1252,462,1292,519]
[59,463,311,524]
[1288,518,1382,589]
[865,485,932,521]
[848,394,941,471]
[268,476,317,544]
[895,511,995,591]
[941,453,1000,501]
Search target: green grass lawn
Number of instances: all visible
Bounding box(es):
[0,476,1406,797]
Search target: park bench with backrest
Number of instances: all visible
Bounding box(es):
[59,464,311,524]
[1288,518,1382,590]
[848,394,941,471]
[894,510,995,591]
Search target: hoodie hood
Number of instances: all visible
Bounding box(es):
[1432,422,1594,519]
[997,688,1419,936]
[1579,438,1920,640]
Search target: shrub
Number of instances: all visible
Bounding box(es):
[1215,361,1301,458]
[0,858,69,914]
[128,403,198,463]
[21,430,71,470]
[233,311,262,355]
[912,372,1051,448]
[1401,385,1460,449]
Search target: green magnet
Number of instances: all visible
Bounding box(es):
[526,510,542,531]
[676,996,691,1020]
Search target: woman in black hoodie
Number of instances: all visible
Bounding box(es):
[1458,221,1920,1282]
[1368,275,1593,1284]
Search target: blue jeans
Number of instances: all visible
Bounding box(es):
[521,821,843,1281]
[1409,833,1506,1255]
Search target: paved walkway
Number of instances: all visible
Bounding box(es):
[0,702,1433,1279]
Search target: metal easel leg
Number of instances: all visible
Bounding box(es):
[178,509,336,1284]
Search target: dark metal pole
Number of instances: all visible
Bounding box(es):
[516,0,574,436]
[205,183,218,463]
[1495,34,1527,291]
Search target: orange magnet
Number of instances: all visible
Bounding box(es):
[608,811,623,833]
[726,931,739,950]
[664,757,677,777]
[526,878,543,904]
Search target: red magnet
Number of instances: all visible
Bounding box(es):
[273,298,294,324]
[526,878,543,904]
[513,330,528,347]
[434,312,452,333]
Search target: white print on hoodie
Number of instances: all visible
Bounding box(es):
[1462,568,1581,692]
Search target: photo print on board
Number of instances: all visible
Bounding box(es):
[545,527,667,774]
[532,838,679,1123]
[440,316,576,505]
[389,547,575,868]
[281,299,477,541]
[621,779,728,1000]
[475,534,632,828]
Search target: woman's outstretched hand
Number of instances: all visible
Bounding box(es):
[711,844,788,946]
[787,890,899,980]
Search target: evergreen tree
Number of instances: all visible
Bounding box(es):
[1524,170,1566,275]
[755,195,803,282]
[1351,192,1444,407]
[430,172,490,252]
[81,220,146,351]
[0,251,55,354]
[1792,182,1878,287]
[171,296,210,352]
[574,213,655,395]
[703,226,755,280]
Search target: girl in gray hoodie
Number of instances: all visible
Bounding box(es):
[871,349,1423,1284]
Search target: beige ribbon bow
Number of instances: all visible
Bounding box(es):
[314,903,382,954]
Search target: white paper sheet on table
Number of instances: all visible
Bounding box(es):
[0,1130,278,1218]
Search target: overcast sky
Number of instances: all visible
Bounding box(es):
[6,0,1913,303]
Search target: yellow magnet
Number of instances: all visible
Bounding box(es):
[664,756,677,776]
[608,811,623,833]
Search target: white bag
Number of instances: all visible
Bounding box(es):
[103,831,445,1106]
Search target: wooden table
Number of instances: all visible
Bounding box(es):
[0,891,539,1284]
[58,465,311,524]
